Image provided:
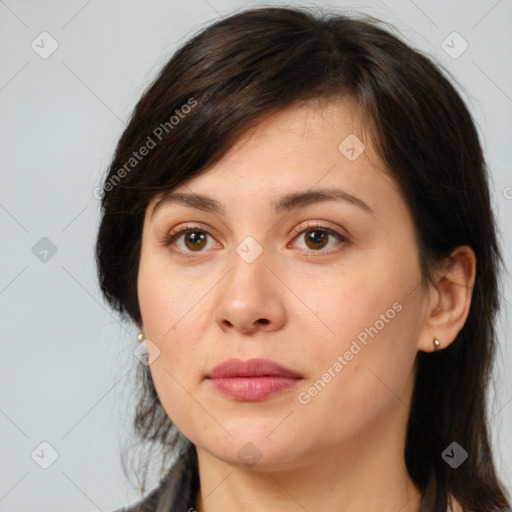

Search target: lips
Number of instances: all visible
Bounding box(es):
[206,358,302,379]
[206,358,303,401]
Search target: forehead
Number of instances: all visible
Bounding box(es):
[149,97,386,201]
[144,96,405,230]
[215,97,373,163]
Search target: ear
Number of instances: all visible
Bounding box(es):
[417,245,476,353]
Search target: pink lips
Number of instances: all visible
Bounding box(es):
[206,358,303,401]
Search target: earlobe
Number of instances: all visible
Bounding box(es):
[417,245,476,353]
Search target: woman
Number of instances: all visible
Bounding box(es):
[95,6,511,512]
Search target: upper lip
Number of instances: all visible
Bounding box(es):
[206,358,302,379]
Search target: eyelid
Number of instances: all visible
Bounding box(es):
[168,222,211,238]
[289,220,349,240]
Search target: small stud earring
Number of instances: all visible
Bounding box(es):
[137,332,144,343]
[433,337,441,351]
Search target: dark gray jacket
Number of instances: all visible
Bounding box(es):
[114,442,199,512]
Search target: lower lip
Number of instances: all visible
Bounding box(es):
[207,376,302,401]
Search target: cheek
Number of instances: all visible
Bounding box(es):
[138,244,170,314]
[295,262,420,427]
[148,360,216,448]
[137,247,201,338]
[297,262,387,360]
[137,248,213,387]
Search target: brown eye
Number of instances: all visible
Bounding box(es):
[183,231,207,251]
[290,223,349,255]
[163,224,218,255]
[304,229,329,250]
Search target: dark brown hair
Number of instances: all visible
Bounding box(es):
[95,6,511,511]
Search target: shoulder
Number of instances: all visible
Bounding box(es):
[110,483,161,512]
[111,442,198,512]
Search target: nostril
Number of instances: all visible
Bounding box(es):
[257,319,270,325]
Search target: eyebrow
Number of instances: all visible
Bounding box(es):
[150,187,375,220]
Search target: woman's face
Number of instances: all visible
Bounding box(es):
[137,99,431,471]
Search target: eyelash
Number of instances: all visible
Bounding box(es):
[161,222,350,258]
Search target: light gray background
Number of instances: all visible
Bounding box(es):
[1,1,511,511]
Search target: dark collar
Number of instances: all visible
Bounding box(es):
[116,441,199,512]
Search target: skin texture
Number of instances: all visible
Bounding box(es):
[137,98,474,512]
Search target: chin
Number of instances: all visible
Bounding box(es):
[197,430,308,472]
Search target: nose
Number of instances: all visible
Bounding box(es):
[213,250,286,335]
